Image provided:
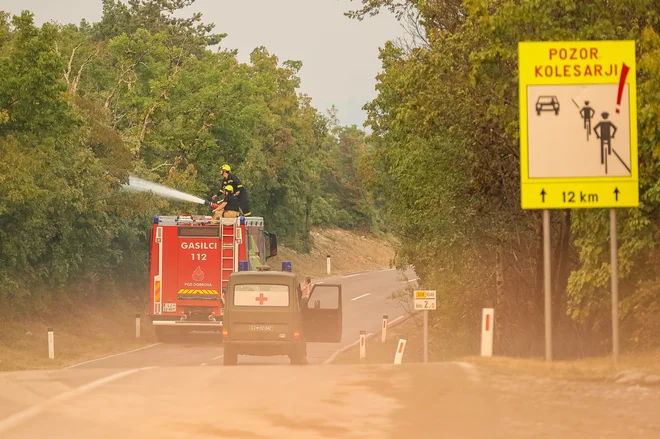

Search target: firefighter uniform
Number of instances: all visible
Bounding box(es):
[217,165,251,216]
[213,185,241,219]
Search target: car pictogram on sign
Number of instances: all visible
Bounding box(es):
[536,95,560,115]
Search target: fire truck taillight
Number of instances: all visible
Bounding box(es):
[222,328,229,338]
[154,281,161,302]
[293,330,300,339]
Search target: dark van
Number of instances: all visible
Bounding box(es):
[222,271,342,365]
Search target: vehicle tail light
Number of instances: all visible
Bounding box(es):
[222,328,229,338]
[293,330,300,339]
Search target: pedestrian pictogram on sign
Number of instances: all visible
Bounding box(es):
[519,40,638,209]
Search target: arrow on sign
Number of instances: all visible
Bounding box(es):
[541,189,547,203]
[614,187,620,201]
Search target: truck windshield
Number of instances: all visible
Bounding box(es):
[233,284,290,307]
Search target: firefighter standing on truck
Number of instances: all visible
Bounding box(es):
[213,185,241,219]
[212,164,251,216]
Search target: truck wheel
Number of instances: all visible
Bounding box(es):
[155,326,175,343]
[223,346,238,366]
[289,345,307,365]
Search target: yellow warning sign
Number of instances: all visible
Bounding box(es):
[519,40,638,209]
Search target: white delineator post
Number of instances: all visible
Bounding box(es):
[359,330,366,360]
[381,315,388,343]
[481,302,495,357]
[326,255,331,275]
[135,313,141,338]
[394,338,407,365]
[48,328,55,360]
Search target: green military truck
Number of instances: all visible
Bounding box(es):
[221,271,343,365]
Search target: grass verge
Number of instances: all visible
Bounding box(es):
[333,315,660,385]
[0,301,156,372]
[461,350,660,382]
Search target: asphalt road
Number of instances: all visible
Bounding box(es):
[2,269,660,438]
[65,268,418,369]
[2,362,660,438]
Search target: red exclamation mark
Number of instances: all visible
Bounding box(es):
[616,63,630,114]
[485,314,491,331]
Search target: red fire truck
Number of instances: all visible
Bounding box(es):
[148,214,278,341]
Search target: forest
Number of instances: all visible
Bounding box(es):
[352,0,660,357]
[0,0,378,315]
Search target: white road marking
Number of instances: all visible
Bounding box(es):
[343,273,362,278]
[351,293,371,301]
[200,363,209,367]
[0,367,156,434]
[62,343,163,369]
[452,362,481,382]
[212,354,224,361]
[323,332,375,365]
[405,278,420,283]
[322,314,410,365]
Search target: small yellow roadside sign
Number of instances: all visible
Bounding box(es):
[518,40,638,209]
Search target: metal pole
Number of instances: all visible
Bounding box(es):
[610,208,620,364]
[543,209,552,361]
[423,310,428,363]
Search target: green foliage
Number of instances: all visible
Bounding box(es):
[0,1,380,315]
[354,0,660,355]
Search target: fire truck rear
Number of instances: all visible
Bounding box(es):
[148,215,277,342]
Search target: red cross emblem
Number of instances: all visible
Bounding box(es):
[255,293,268,305]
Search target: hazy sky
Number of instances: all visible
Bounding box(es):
[1,0,406,128]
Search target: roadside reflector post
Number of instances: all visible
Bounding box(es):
[47,328,54,360]
[481,301,494,357]
[394,337,407,365]
[326,255,331,275]
[359,330,366,360]
[381,315,388,343]
[135,313,141,338]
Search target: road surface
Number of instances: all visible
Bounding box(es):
[67,268,418,369]
[2,362,660,438]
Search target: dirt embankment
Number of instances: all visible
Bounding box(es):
[271,229,396,279]
[0,228,394,371]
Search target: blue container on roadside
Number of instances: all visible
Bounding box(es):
[282,261,292,272]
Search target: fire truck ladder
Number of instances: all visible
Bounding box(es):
[220,219,240,309]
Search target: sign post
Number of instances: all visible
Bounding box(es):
[414,290,436,363]
[518,40,638,362]
[381,315,388,343]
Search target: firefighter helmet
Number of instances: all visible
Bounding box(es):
[221,164,231,172]
[224,185,234,193]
